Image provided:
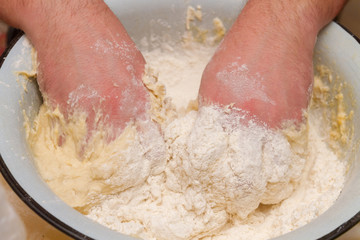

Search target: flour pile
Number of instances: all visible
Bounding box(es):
[25,23,351,240]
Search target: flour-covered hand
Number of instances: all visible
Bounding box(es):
[0,0,149,137]
[199,0,346,128]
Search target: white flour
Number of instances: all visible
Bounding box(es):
[82,42,347,239]
[23,7,350,238]
[142,44,214,111]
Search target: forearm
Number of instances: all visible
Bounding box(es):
[0,0,109,42]
[225,0,346,68]
[237,0,347,36]
[301,0,348,29]
[0,0,28,28]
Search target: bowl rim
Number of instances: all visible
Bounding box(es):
[0,31,94,240]
[316,21,360,240]
[1,24,360,240]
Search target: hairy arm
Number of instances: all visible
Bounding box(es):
[199,0,346,127]
[0,0,27,28]
[0,0,148,141]
[0,0,106,29]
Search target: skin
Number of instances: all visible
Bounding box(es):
[0,2,349,237]
[199,0,347,128]
[0,0,347,133]
[0,0,148,136]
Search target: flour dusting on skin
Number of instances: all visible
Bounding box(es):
[67,84,100,109]
[91,38,134,62]
[85,42,347,239]
[216,62,275,105]
[26,18,350,240]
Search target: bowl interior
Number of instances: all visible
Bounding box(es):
[1,0,360,239]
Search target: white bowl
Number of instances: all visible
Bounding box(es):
[1,0,360,239]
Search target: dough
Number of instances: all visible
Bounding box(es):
[25,17,352,240]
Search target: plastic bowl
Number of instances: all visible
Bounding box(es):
[1,0,360,239]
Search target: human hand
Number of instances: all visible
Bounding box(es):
[0,0,148,138]
[199,0,346,128]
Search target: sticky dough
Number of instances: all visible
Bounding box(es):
[25,25,352,240]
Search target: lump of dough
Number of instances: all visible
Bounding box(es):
[165,106,305,219]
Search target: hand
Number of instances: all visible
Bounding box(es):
[199,0,346,128]
[0,0,149,137]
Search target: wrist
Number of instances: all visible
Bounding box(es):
[228,0,347,60]
[238,0,346,39]
[19,0,108,46]
[0,0,30,28]
[295,0,347,31]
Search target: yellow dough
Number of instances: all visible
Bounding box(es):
[24,16,353,240]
